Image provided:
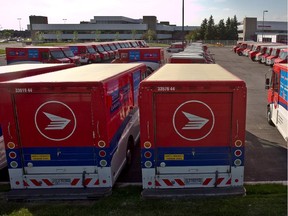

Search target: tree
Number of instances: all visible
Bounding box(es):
[205,15,216,40]
[55,31,62,42]
[143,29,156,42]
[94,30,101,42]
[199,18,208,39]
[216,19,226,40]
[186,29,201,42]
[231,15,239,40]
[73,31,78,42]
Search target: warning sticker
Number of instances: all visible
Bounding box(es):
[31,154,51,161]
[164,154,184,160]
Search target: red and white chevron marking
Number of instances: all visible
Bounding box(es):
[155,177,232,188]
[22,178,100,188]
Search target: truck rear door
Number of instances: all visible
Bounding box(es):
[154,92,232,175]
[13,93,97,174]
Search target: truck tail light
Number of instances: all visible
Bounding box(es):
[234,159,242,166]
[235,140,242,147]
[144,161,152,168]
[9,151,17,159]
[144,151,152,158]
[234,150,242,157]
[100,160,107,167]
[98,140,106,148]
[7,142,16,149]
[144,141,152,149]
[10,161,18,168]
[99,150,106,157]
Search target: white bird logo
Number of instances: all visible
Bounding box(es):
[182,111,209,130]
[43,112,71,130]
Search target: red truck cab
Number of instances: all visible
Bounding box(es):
[90,43,110,62]
[112,47,165,74]
[274,48,288,64]
[59,47,80,65]
[6,46,71,65]
[68,44,101,64]
[167,42,186,53]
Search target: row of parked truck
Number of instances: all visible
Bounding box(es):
[233,41,287,66]
[0,40,244,200]
[5,40,149,65]
[233,41,288,142]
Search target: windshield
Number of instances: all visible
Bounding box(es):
[103,44,111,51]
[87,47,96,54]
[63,49,75,58]
[265,48,271,54]
[279,50,287,59]
[271,48,277,56]
[51,50,66,59]
[109,44,117,50]
[114,43,121,49]
[96,45,105,52]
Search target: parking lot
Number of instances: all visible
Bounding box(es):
[0,45,287,184]
[119,46,287,183]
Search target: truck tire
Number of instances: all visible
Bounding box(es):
[238,52,243,56]
[267,107,275,126]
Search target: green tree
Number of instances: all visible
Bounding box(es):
[143,29,156,42]
[186,29,201,42]
[73,31,78,42]
[216,19,226,40]
[95,30,101,42]
[35,31,44,41]
[114,32,120,41]
[205,15,216,40]
[232,15,239,40]
[55,31,62,42]
[199,18,207,39]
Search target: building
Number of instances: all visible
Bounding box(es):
[238,17,288,43]
[29,15,198,42]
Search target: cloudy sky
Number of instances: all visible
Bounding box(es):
[1,0,287,30]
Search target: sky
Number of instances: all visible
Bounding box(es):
[1,0,287,30]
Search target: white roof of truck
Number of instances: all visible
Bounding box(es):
[5,63,144,83]
[146,64,241,81]
[0,63,71,75]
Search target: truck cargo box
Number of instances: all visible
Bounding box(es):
[139,64,247,197]
[0,63,147,200]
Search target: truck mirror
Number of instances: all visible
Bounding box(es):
[265,78,270,89]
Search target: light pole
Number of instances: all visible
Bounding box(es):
[63,19,67,24]
[182,0,185,47]
[262,10,268,42]
[17,18,22,31]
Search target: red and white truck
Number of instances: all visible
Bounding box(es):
[274,49,288,65]
[112,47,165,74]
[0,63,147,200]
[169,53,208,64]
[6,47,71,65]
[68,44,101,64]
[265,63,288,141]
[167,42,186,53]
[0,63,75,171]
[139,64,247,197]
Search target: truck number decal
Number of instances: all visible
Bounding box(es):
[157,86,176,91]
[15,88,33,93]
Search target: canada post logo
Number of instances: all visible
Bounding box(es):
[34,101,77,141]
[173,100,215,141]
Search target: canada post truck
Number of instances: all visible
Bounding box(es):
[0,63,75,171]
[139,64,247,197]
[6,47,71,65]
[266,63,288,141]
[0,63,147,200]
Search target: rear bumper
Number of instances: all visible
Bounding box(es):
[142,186,246,198]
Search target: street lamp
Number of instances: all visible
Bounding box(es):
[17,18,22,31]
[182,0,185,47]
[63,19,67,24]
[262,10,268,42]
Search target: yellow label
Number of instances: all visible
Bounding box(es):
[31,154,51,161]
[164,154,184,160]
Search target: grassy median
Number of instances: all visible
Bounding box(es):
[0,184,287,216]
